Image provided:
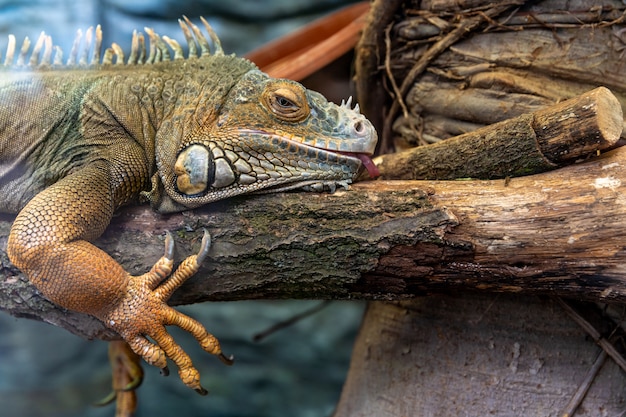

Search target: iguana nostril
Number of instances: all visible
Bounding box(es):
[354,121,364,135]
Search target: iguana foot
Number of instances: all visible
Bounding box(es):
[95,341,142,417]
[101,230,233,395]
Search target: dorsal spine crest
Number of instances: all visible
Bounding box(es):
[0,16,227,70]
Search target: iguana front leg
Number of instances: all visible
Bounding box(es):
[7,161,231,394]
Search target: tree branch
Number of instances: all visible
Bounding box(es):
[3,145,626,338]
[375,87,624,180]
[1,88,625,340]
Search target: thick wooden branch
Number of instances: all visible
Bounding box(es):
[1,87,624,340]
[0,184,453,339]
[3,144,626,339]
[359,147,626,299]
[376,87,624,180]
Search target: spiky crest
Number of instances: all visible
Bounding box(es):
[0,16,226,69]
[339,96,361,114]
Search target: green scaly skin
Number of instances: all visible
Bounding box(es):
[0,18,377,395]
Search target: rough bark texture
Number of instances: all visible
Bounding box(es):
[358,145,626,301]
[343,1,626,415]
[357,0,626,152]
[2,3,625,416]
[3,143,626,339]
[376,86,623,180]
[0,184,454,339]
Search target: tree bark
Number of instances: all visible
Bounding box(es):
[348,2,626,415]
[3,143,626,339]
[0,182,453,339]
[375,86,623,180]
[361,0,626,152]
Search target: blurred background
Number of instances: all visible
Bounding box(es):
[0,0,365,416]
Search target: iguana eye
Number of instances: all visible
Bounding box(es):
[275,95,296,109]
[265,85,309,122]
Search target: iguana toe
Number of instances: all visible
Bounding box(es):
[95,340,143,416]
[101,231,230,393]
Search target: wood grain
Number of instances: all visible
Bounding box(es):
[3,144,626,338]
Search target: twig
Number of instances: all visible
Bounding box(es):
[559,350,607,417]
[384,24,409,121]
[384,24,425,147]
[556,298,626,373]
[252,301,333,342]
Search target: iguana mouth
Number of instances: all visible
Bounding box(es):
[340,152,379,178]
[238,129,379,178]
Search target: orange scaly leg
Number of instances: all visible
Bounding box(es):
[8,164,232,396]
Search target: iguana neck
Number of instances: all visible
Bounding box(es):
[93,54,256,180]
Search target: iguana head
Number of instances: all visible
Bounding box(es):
[0,16,377,213]
[152,67,378,212]
[112,17,379,212]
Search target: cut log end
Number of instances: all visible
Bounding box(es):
[375,87,625,181]
[533,86,624,163]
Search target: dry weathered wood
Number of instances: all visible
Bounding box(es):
[333,295,626,417]
[0,185,454,339]
[422,0,503,11]
[533,87,624,161]
[386,1,526,134]
[362,1,626,152]
[3,144,626,339]
[344,2,626,416]
[376,87,623,180]
[358,148,626,300]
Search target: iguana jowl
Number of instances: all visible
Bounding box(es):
[0,17,378,394]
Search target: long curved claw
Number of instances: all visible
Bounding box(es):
[218,353,235,366]
[101,230,230,394]
[196,228,211,265]
[163,231,175,260]
[154,230,212,301]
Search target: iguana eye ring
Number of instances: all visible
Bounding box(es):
[265,85,309,122]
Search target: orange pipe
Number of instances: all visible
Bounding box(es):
[244,2,370,81]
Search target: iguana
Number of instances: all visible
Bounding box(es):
[0,17,378,396]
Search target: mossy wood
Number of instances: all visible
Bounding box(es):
[376,87,623,180]
[2,123,626,339]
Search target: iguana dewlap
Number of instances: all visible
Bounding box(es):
[0,17,377,395]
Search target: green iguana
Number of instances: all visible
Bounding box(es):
[0,17,378,396]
